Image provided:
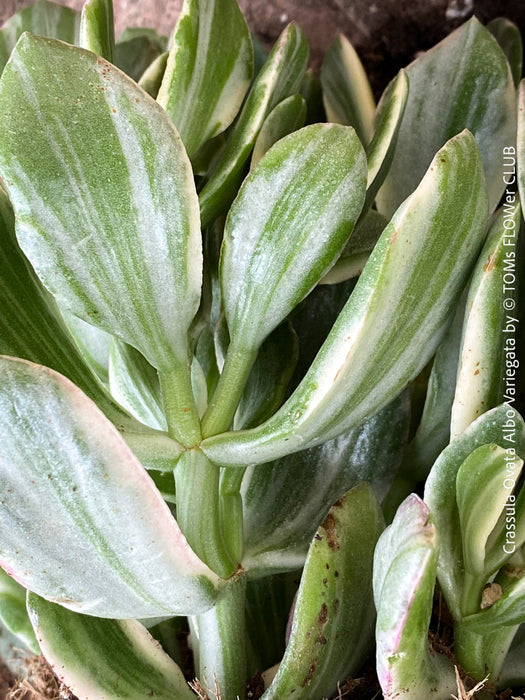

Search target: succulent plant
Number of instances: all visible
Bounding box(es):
[0,1,523,698]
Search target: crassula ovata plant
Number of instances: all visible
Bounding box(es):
[0,0,524,698]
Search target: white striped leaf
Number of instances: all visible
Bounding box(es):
[0,357,222,619]
[199,23,309,228]
[0,34,202,374]
[374,495,456,699]
[263,484,383,699]
[61,308,112,385]
[202,131,489,467]
[377,17,516,218]
[424,405,525,619]
[79,0,115,62]
[250,94,306,170]
[0,0,80,74]
[138,51,168,98]
[27,594,195,699]
[451,201,521,437]
[221,123,367,354]
[456,444,523,577]
[157,0,253,159]
[320,34,375,145]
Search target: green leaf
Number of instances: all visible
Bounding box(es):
[250,94,307,170]
[114,31,165,82]
[241,392,409,576]
[0,357,222,618]
[299,68,324,124]
[377,17,516,218]
[451,201,521,437]
[263,484,384,699]
[0,34,202,374]
[461,568,525,633]
[487,18,523,87]
[109,339,167,431]
[0,568,39,653]
[364,69,409,213]
[202,131,489,466]
[424,405,525,619]
[221,124,367,355]
[374,495,456,699]
[27,594,195,699]
[0,0,80,74]
[157,0,253,159]
[319,209,387,285]
[199,23,309,228]
[456,444,523,577]
[320,34,375,145]
[79,0,115,62]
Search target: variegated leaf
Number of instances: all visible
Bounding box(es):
[158,0,253,159]
[250,94,307,170]
[0,357,222,619]
[487,18,523,87]
[79,0,115,61]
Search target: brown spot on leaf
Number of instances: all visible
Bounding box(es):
[318,603,328,627]
[483,254,496,272]
[322,512,340,550]
[301,660,317,687]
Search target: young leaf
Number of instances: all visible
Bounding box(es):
[456,444,523,577]
[0,357,222,619]
[79,0,115,62]
[461,568,525,634]
[451,201,521,437]
[424,405,525,619]
[320,34,375,145]
[263,484,384,699]
[0,0,80,74]
[202,131,489,466]
[138,50,168,98]
[27,594,195,699]
[250,94,307,170]
[157,0,253,159]
[221,123,367,354]
[199,23,309,228]
[0,34,202,374]
[374,495,456,699]
[377,17,516,218]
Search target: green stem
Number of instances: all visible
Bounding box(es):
[175,449,236,579]
[201,343,257,437]
[159,362,201,448]
[220,468,247,564]
[461,573,486,617]
[195,573,247,700]
[454,620,518,688]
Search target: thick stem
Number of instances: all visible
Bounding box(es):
[201,343,257,438]
[454,620,518,689]
[174,449,236,579]
[159,362,201,448]
[195,573,248,700]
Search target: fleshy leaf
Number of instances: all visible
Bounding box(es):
[158,0,253,159]
[202,131,488,466]
[0,357,222,618]
[461,568,525,633]
[0,34,202,374]
[199,23,309,228]
[0,0,80,74]
[456,444,523,577]
[241,392,409,576]
[0,568,39,653]
[221,123,367,354]
[377,17,516,217]
[374,495,455,699]
[28,594,195,699]
[320,34,375,145]
[138,50,168,98]
[79,0,115,62]
[115,28,166,82]
[451,201,521,437]
[263,484,384,699]
[250,94,307,170]
[424,405,525,619]
[487,18,523,87]
[60,308,112,385]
